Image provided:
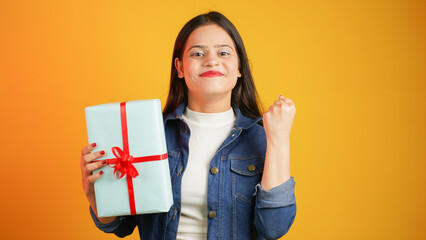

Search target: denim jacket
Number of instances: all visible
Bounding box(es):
[90,103,296,239]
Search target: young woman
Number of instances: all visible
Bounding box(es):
[81,11,297,239]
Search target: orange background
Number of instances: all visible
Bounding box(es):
[1,0,425,239]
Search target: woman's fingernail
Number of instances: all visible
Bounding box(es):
[100,150,105,155]
[91,143,97,147]
[100,171,104,175]
[102,160,107,164]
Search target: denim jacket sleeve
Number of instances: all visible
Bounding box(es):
[253,176,297,240]
[89,206,137,237]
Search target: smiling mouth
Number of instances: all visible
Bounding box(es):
[200,71,224,77]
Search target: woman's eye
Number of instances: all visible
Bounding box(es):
[219,51,230,56]
[191,52,204,57]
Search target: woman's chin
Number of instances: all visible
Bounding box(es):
[190,90,232,99]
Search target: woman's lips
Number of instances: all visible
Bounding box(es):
[200,71,224,77]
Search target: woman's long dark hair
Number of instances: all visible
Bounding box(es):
[163,11,263,120]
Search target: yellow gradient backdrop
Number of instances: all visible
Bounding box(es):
[1,0,425,239]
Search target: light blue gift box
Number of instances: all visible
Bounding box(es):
[85,99,173,218]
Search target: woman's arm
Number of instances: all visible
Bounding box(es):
[81,143,117,224]
[262,138,291,190]
[253,178,296,239]
[253,95,297,239]
[81,143,137,236]
[261,95,295,190]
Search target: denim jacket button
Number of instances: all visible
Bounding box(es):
[210,167,219,175]
[248,164,256,172]
[208,211,216,219]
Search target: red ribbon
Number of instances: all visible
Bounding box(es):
[100,102,168,215]
[108,146,139,179]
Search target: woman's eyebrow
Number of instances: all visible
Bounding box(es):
[187,44,234,52]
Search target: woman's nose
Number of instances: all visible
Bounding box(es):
[204,53,219,67]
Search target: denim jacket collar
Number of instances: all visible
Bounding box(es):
[164,102,263,130]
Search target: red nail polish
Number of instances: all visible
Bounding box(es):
[91,143,97,147]
[102,160,107,164]
[100,150,105,155]
[100,171,104,175]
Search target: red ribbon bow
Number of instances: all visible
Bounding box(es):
[107,146,139,179]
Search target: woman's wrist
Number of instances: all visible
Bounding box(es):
[98,216,117,224]
[266,135,290,148]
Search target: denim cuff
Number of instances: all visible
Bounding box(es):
[254,176,296,209]
[89,205,122,233]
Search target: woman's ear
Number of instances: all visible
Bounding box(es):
[174,58,184,78]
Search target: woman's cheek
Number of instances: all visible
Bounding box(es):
[227,60,239,76]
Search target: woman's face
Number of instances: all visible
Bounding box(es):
[175,24,241,101]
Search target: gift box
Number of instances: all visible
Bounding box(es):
[85,99,173,217]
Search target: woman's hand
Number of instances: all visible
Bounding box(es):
[81,143,117,224]
[81,143,107,198]
[261,95,296,190]
[263,95,296,144]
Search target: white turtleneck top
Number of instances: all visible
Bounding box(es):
[176,106,236,240]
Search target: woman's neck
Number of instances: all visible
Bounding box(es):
[187,92,232,113]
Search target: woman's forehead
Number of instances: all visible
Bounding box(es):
[186,24,235,49]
